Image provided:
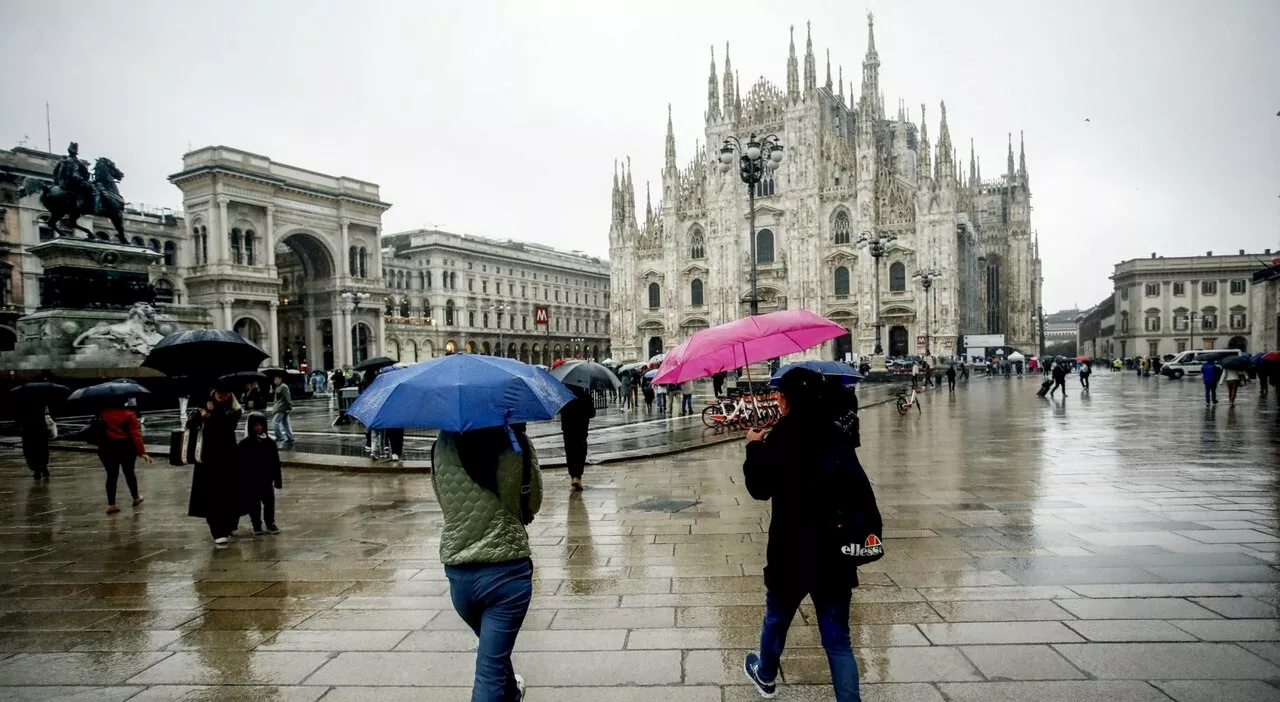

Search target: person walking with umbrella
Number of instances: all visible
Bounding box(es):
[560,385,594,491]
[741,368,877,702]
[98,397,151,514]
[1079,360,1092,391]
[11,382,66,480]
[1201,358,1221,406]
[188,390,246,545]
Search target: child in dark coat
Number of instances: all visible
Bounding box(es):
[239,412,283,535]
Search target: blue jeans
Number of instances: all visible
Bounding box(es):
[681,394,693,413]
[758,585,861,702]
[1204,382,1218,404]
[273,412,295,443]
[656,393,666,413]
[446,558,533,702]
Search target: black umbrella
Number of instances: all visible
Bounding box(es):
[551,360,622,391]
[68,379,150,402]
[353,356,396,371]
[142,329,268,378]
[1220,355,1253,371]
[216,370,269,390]
[10,382,71,403]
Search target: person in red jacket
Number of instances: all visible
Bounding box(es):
[99,398,152,514]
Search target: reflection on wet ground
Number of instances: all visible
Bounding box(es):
[0,373,1278,700]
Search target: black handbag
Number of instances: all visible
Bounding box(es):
[76,417,107,446]
[824,448,884,566]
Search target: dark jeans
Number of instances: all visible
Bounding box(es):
[387,428,405,455]
[758,585,861,702]
[1049,379,1066,396]
[446,558,534,702]
[947,377,955,391]
[21,431,49,475]
[1080,374,1090,389]
[681,393,693,414]
[98,439,139,505]
[563,428,588,479]
[249,489,276,530]
[1205,382,1218,404]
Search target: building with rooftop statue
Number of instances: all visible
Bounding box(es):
[607,15,1042,362]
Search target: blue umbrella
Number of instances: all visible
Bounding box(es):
[643,368,659,380]
[347,354,574,431]
[770,360,864,386]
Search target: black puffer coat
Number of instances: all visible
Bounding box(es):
[187,398,247,519]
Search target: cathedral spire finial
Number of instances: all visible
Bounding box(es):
[803,20,816,94]
[707,45,720,122]
[645,180,653,221]
[735,71,742,117]
[866,10,877,55]
[665,103,677,171]
[860,11,881,121]
[935,100,954,181]
[838,65,844,101]
[722,42,734,117]
[825,49,833,91]
[969,137,976,185]
[1018,130,1027,183]
[786,25,800,103]
[918,102,931,179]
[1007,132,1015,181]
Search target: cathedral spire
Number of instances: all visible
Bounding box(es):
[722,42,734,118]
[825,49,833,91]
[1018,130,1028,188]
[1007,132,1015,183]
[803,21,816,94]
[977,155,982,185]
[645,180,653,223]
[917,103,931,180]
[665,104,677,171]
[860,10,880,121]
[935,100,954,181]
[969,138,977,185]
[706,45,720,123]
[838,65,844,102]
[786,25,799,103]
[735,71,742,118]
[893,100,908,178]
[624,156,637,229]
[611,159,620,227]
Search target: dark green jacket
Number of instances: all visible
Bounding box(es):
[431,432,542,566]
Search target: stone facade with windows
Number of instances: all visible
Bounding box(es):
[607,18,1040,361]
[380,230,609,364]
[1111,249,1274,358]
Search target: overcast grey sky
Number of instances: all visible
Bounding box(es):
[3,0,1277,311]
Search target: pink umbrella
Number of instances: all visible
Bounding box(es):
[652,309,849,385]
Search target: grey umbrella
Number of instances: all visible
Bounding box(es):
[551,361,622,391]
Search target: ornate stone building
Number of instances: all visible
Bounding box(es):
[380,230,610,365]
[608,17,1041,361]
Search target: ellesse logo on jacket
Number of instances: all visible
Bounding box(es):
[841,534,883,557]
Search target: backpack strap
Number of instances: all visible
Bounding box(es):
[518,433,534,525]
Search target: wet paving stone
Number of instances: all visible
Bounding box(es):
[0,376,1278,698]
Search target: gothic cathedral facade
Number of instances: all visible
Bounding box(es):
[608,17,1041,362]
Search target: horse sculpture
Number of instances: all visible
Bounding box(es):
[20,157,127,239]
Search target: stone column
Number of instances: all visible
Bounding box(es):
[376,309,386,360]
[371,226,383,281]
[268,301,280,365]
[217,198,229,264]
[265,206,276,270]
[337,304,352,369]
[221,300,233,330]
[339,219,351,280]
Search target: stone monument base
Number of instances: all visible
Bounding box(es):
[0,304,210,374]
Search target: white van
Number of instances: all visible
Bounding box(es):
[1160,349,1242,379]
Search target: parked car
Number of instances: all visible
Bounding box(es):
[1160,349,1242,379]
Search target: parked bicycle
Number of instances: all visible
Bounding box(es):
[701,390,780,429]
[895,384,922,415]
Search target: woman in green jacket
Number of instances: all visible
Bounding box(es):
[432,424,542,702]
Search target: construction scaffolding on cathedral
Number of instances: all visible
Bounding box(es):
[608,15,1042,363]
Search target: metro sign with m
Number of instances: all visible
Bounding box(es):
[535,305,549,326]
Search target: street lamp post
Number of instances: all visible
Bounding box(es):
[718,133,785,316]
[913,268,942,356]
[855,231,897,356]
[490,302,505,357]
[570,336,586,360]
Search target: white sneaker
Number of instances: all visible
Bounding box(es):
[514,673,525,700]
[391,454,400,462]
[213,537,229,546]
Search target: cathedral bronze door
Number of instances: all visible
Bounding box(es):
[648,337,664,359]
[889,326,909,357]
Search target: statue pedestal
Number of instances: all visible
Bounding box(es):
[0,238,210,373]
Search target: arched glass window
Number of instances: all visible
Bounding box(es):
[755,171,775,197]
[358,247,368,278]
[163,241,176,267]
[348,246,358,276]
[889,262,906,292]
[834,266,850,296]
[399,299,410,317]
[756,229,775,264]
[648,282,661,309]
[832,210,851,245]
[148,238,161,253]
[244,230,255,266]
[230,228,243,264]
[445,299,455,325]
[689,228,706,259]
[690,279,704,307]
[130,236,144,247]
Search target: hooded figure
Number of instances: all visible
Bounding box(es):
[187,390,247,544]
[239,412,282,534]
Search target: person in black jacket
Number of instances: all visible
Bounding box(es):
[741,368,875,702]
[1049,362,1068,398]
[187,390,247,546]
[560,384,596,491]
[239,412,282,535]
